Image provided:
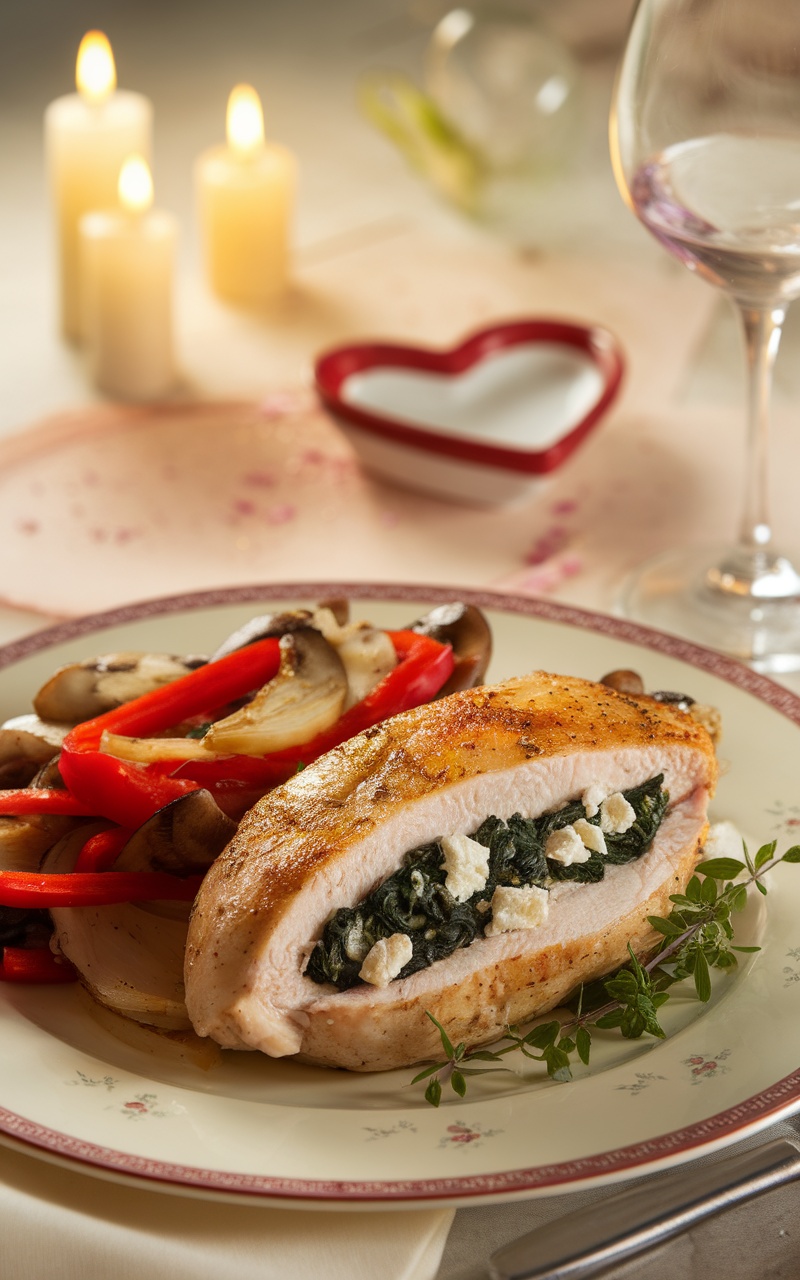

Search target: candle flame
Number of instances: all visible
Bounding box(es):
[76,31,117,105]
[226,84,265,159]
[118,155,154,214]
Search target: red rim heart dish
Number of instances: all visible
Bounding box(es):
[314,319,625,505]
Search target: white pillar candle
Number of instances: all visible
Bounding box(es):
[196,84,296,305]
[80,156,178,401]
[45,31,153,341]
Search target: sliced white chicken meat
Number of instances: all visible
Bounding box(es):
[185,671,718,1071]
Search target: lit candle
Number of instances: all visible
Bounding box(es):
[195,84,296,305]
[79,155,178,400]
[45,31,153,341]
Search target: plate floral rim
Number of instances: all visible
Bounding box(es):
[0,582,798,729]
[1,1070,800,1204]
[0,579,799,1206]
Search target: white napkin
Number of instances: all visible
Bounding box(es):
[0,1144,453,1280]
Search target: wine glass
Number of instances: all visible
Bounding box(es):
[610,0,800,673]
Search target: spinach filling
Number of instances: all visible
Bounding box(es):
[304,774,668,991]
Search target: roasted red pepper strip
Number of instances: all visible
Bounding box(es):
[74,826,133,872]
[0,946,78,984]
[0,789,95,816]
[0,871,204,908]
[67,636,282,747]
[316,629,454,747]
[20,629,452,827]
[58,753,199,830]
[58,637,282,828]
[176,630,454,816]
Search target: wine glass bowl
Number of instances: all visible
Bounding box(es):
[610,0,800,672]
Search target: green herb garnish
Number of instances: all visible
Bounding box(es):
[413,839,800,1106]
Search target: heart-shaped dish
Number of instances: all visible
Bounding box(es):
[314,319,624,505]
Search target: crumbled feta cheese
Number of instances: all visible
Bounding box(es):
[600,792,636,834]
[485,885,549,936]
[440,833,490,902]
[582,783,608,819]
[343,918,369,962]
[545,825,592,866]
[573,818,608,856]
[358,933,413,987]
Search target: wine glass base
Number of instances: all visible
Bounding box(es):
[618,545,800,674]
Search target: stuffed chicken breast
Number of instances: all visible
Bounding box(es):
[185,671,717,1071]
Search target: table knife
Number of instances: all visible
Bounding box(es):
[489,1133,800,1280]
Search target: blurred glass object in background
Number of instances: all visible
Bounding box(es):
[361,4,583,237]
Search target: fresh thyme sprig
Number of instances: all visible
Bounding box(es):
[413,839,800,1106]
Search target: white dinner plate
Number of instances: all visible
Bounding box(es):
[0,582,799,1209]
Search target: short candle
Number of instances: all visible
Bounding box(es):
[80,155,178,401]
[45,31,153,341]
[196,84,296,305]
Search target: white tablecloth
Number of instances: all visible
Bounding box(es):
[2,2,800,1277]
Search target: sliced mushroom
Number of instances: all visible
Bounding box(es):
[97,614,393,762]
[316,597,349,626]
[0,784,75,945]
[33,651,207,724]
[113,790,237,878]
[0,812,79,872]
[0,714,67,764]
[0,758,42,790]
[600,672,722,747]
[203,627,348,755]
[45,825,191,1031]
[309,609,397,708]
[335,624,398,708]
[410,603,493,696]
[650,689,695,710]
[211,602,402,713]
[210,611,314,661]
[210,601,350,661]
[0,714,68,787]
[600,669,646,695]
[29,756,68,790]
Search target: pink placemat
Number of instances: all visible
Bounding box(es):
[0,393,555,617]
[0,390,792,621]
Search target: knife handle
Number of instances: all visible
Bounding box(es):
[489,1136,800,1280]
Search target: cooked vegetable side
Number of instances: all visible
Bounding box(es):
[0,603,481,1024]
[0,604,731,1087]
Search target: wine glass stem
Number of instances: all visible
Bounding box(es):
[736,301,786,561]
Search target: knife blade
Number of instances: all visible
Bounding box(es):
[489,1134,800,1280]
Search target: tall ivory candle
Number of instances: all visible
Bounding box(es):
[80,156,178,400]
[45,31,152,341]
[196,84,296,305]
